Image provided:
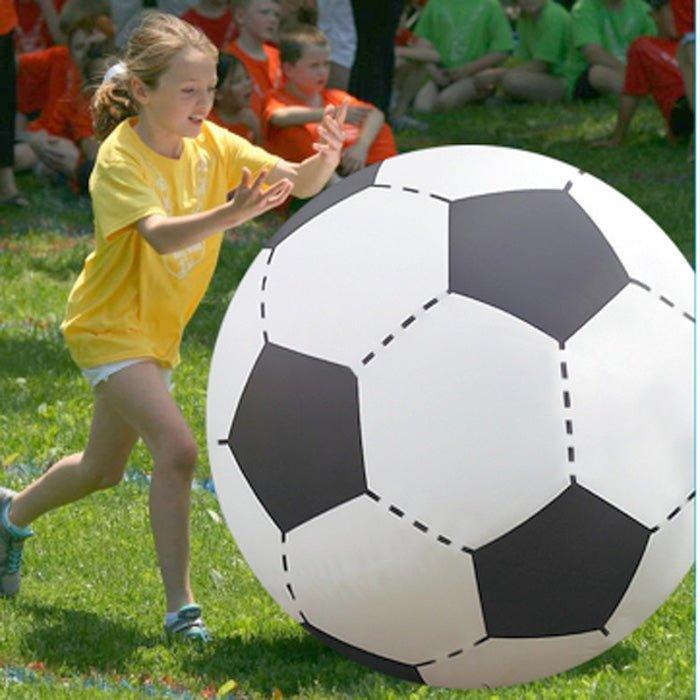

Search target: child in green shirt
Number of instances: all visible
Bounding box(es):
[564,0,656,99]
[476,0,571,102]
[392,0,514,115]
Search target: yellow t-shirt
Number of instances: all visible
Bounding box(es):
[61,117,279,369]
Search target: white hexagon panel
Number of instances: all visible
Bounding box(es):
[207,147,693,689]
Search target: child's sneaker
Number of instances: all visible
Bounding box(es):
[163,603,212,643]
[0,488,34,598]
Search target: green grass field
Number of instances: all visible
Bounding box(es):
[0,98,694,699]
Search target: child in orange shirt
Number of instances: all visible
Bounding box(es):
[209,53,261,143]
[180,0,238,49]
[15,4,115,189]
[264,23,397,179]
[224,0,283,117]
[14,0,68,54]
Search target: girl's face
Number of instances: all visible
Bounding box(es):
[517,0,546,15]
[134,47,218,138]
[218,63,253,111]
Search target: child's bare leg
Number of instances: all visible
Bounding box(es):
[13,143,38,172]
[588,65,624,96]
[414,79,439,112]
[435,77,479,109]
[8,391,139,528]
[99,361,198,613]
[501,69,566,102]
[391,61,429,120]
[474,67,506,97]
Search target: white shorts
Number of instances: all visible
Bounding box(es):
[81,357,173,390]
[317,0,357,69]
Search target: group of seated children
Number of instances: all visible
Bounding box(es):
[392,0,693,146]
[214,0,396,189]
[10,0,694,201]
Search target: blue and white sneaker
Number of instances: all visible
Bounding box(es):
[164,603,212,643]
[0,488,33,597]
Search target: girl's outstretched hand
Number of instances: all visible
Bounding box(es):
[226,167,294,227]
[312,101,348,166]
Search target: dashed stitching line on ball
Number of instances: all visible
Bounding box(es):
[280,532,300,607]
[361,295,444,367]
[650,490,695,533]
[629,278,694,322]
[560,346,576,467]
[364,489,475,554]
[370,182,451,203]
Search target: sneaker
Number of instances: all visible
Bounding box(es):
[164,603,212,643]
[0,488,33,598]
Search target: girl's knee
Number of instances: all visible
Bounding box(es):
[155,435,198,478]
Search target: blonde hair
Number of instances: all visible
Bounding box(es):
[91,11,217,142]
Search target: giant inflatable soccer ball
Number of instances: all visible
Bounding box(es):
[206,146,693,688]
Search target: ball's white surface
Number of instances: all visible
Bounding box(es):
[206,146,693,688]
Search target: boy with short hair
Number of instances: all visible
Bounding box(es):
[392,0,514,115]
[264,23,397,178]
[595,0,692,145]
[495,0,572,102]
[180,0,238,49]
[224,0,283,116]
[564,0,656,99]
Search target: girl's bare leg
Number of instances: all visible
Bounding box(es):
[97,361,198,613]
[8,389,139,527]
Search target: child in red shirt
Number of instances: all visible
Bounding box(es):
[15,8,115,188]
[209,53,261,143]
[180,0,238,49]
[14,0,68,54]
[264,23,397,178]
[596,0,692,146]
[223,0,283,117]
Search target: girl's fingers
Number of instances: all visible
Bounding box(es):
[322,117,345,142]
[250,168,268,193]
[336,100,349,127]
[240,166,252,190]
[317,126,342,150]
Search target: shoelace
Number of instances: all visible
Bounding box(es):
[6,540,23,574]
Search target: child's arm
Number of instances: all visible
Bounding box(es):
[35,0,66,45]
[582,44,624,72]
[339,107,385,176]
[447,52,510,80]
[138,170,294,254]
[395,38,441,64]
[593,95,639,147]
[269,105,326,128]
[267,103,349,198]
[513,60,548,74]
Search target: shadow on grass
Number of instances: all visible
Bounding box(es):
[13,601,152,672]
[567,639,639,676]
[12,600,398,696]
[0,336,75,378]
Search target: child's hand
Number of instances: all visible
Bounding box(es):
[339,142,369,176]
[345,105,372,125]
[226,167,294,226]
[312,102,348,166]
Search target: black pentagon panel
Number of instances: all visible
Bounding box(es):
[266,162,381,249]
[302,620,424,683]
[225,343,367,533]
[449,190,629,343]
[473,481,651,638]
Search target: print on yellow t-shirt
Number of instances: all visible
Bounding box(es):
[61,117,279,370]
